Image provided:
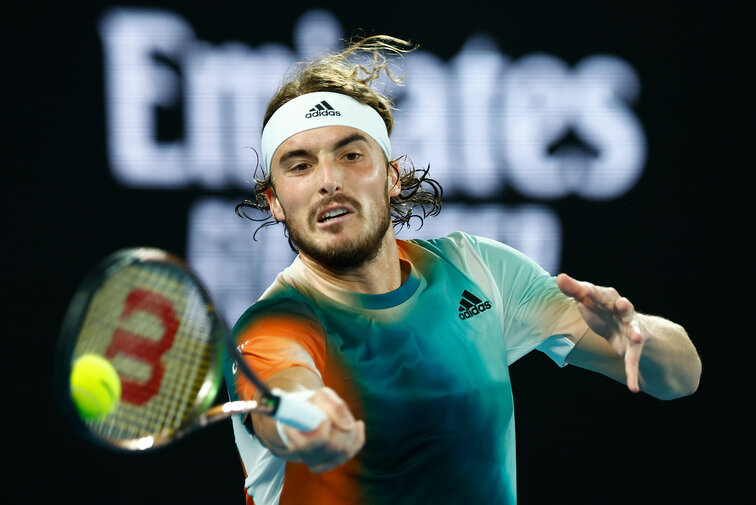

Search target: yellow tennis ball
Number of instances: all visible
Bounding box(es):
[70,354,122,420]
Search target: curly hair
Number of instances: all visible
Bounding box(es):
[236,35,443,248]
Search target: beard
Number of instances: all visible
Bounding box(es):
[284,194,393,270]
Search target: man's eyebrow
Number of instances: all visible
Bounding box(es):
[333,132,369,150]
[276,132,370,166]
[277,149,310,166]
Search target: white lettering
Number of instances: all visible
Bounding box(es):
[501,54,646,199]
[98,8,646,200]
[98,8,194,187]
[449,35,510,197]
[389,50,453,193]
[184,41,295,188]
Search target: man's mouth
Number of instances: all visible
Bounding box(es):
[317,207,350,223]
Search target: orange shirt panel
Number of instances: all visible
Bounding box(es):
[233,315,326,401]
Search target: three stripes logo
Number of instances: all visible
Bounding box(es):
[305,100,341,118]
[458,289,492,320]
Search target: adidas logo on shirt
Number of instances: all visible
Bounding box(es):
[458,289,492,320]
[305,100,341,118]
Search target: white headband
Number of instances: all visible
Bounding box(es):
[261,91,391,173]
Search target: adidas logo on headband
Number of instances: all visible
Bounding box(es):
[305,100,341,118]
[262,92,391,172]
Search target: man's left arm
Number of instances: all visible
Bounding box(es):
[557,273,702,400]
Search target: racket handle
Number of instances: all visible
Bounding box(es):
[272,388,328,432]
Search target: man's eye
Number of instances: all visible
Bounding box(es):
[290,163,309,171]
[344,152,361,161]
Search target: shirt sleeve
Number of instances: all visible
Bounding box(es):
[465,233,589,365]
[229,298,326,401]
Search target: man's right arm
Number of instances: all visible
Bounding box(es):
[249,363,366,473]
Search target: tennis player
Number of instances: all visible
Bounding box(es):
[225,35,701,505]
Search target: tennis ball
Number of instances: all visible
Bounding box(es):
[70,354,122,420]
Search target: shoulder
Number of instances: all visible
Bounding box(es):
[406,232,554,298]
[233,293,321,335]
[405,231,531,266]
[231,293,327,376]
[231,262,326,344]
[232,255,327,330]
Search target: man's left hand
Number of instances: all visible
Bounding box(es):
[556,273,644,392]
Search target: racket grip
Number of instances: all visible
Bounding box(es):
[272,388,328,432]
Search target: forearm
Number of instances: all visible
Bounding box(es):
[633,314,701,400]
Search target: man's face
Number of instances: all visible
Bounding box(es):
[266,126,401,269]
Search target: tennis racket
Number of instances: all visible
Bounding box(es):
[54,247,326,451]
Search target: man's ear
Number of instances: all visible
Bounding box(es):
[388,161,401,198]
[265,187,285,221]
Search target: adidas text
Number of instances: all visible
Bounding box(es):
[305,110,341,118]
[459,301,492,320]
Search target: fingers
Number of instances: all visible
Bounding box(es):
[615,296,632,318]
[588,285,620,309]
[560,274,634,317]
[302,420,366,473]
[624,349,641,393]
[561,274,646,393]
[280,387,365,473]
[614,295,638,325]
[624,337,643,393]
[623,319,645,392]
[614,300,644,392]
[557,274,612,309]
[556,273,590,300]
[314,387,357,431]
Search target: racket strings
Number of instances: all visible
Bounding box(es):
[73,262,219,444]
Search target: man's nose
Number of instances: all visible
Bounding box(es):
[319,158,342,195]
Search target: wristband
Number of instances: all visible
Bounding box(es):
[272,388,317,447]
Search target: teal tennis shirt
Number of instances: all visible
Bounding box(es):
[225,232,588,505]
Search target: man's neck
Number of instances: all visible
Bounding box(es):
[298,233,406,295]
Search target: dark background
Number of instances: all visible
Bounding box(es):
[9,1,751,503]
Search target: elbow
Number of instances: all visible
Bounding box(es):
[655,374,700,401]
[648,351,702,401]
[674,328,703,399]
[679,353,703,398]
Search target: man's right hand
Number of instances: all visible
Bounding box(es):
[278,387,365,473]
[250,365,365,473]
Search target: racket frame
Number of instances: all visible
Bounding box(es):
[55,247,322,452]
[54,248,227,451]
